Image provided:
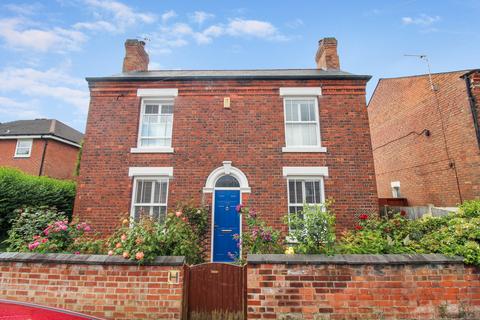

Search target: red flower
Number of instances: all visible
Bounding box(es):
[400,210,407,217]
[359,214,369,220]
[355,225,363,231]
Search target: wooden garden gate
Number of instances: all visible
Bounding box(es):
[183,263,246,320]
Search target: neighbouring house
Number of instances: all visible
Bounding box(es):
[368,70,480,208]
[75,38,378,262]
[0,119,83,180]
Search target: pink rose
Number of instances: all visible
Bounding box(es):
[41,238,48,243]
[108,250,114,256]
[116,242,122,248]
[123,251,130,259]
[175,211,182,217]
[74,251,80,255]
[121,234,127,242]
[135,252,144,260]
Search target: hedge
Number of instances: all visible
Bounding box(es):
[0,167,76,236]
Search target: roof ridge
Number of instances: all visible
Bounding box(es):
[378,69,475,81]
[49,119,56,134]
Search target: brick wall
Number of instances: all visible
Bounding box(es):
[0,139,46,176]
[0,138,79,180]
[368,71,480,206]
[0,253,185,320]
[75,78,378,240]
[42,139,79,180]
[247,254,480,320]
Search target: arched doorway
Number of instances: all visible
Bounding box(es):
[203,161,250,262]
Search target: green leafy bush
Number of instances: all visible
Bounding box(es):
[285,201,336,254]
[233,206,283,261]
[0,167,76,236]
[4,206,103,254]
[339,200,480,266]
[107,206,208,264]
[4,206,67,251]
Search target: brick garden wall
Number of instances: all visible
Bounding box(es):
[247,254,480,320]
[0,253,185,320]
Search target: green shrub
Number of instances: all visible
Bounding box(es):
[234,206,283,261]
[339,200,480,266]
[0,167,76,236]
[4,206,67,251]
[285,201,336,254]
[4,206,102,254]
[107,206,209,264]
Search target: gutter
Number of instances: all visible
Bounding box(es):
[463,74,480,149]
[0,134,81,148]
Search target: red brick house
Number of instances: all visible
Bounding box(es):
[0,119,83,180]
[368,70,480,207]
[75,38,378,262]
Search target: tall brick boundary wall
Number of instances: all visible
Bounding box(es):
[0,253,185,320]
[247,254,480,320]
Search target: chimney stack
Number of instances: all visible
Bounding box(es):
[122,39,149,73]
[315,37,340,70]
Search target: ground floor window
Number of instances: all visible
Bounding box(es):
[287,178,324,233]
[131,177,169,222]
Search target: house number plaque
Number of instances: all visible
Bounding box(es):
[168,270,180,284]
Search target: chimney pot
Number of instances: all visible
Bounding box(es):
[122,39,149,73]
[315,37,340,70]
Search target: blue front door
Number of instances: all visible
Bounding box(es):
[213,190,241,262]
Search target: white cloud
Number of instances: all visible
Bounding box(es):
[402,14,440,26]
[0,96,44,119]
[190,11,214,25]
[75,0,156,33]
[4,3,42,16]
[149,16,289,54]
[0,18,86,52]
[73,20,116,32]
[0,67,89,115]
[161,10,177,23]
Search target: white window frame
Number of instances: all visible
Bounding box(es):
[14,138,33,158]
[130,176,170,222]
[391,181,401,198]
[281,94,326,153]
[286,177,326,235]
[131,88,178,154]
[129,166,173,223]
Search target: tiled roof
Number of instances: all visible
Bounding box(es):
[0,119,83,145]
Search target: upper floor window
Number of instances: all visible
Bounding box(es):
[15,139,32,157]
[132,88,178,153]
[280,87,325,153]
[139,100,174,148]
[284,97,320,147]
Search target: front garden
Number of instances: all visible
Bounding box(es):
[2,181,480,266]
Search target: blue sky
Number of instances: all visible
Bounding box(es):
[0,0,478,132]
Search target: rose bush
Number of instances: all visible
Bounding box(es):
[107,205,208,264]
[339,200,480,266]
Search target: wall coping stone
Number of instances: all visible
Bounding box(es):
[247,254,464,265]
[0,252,185,266]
